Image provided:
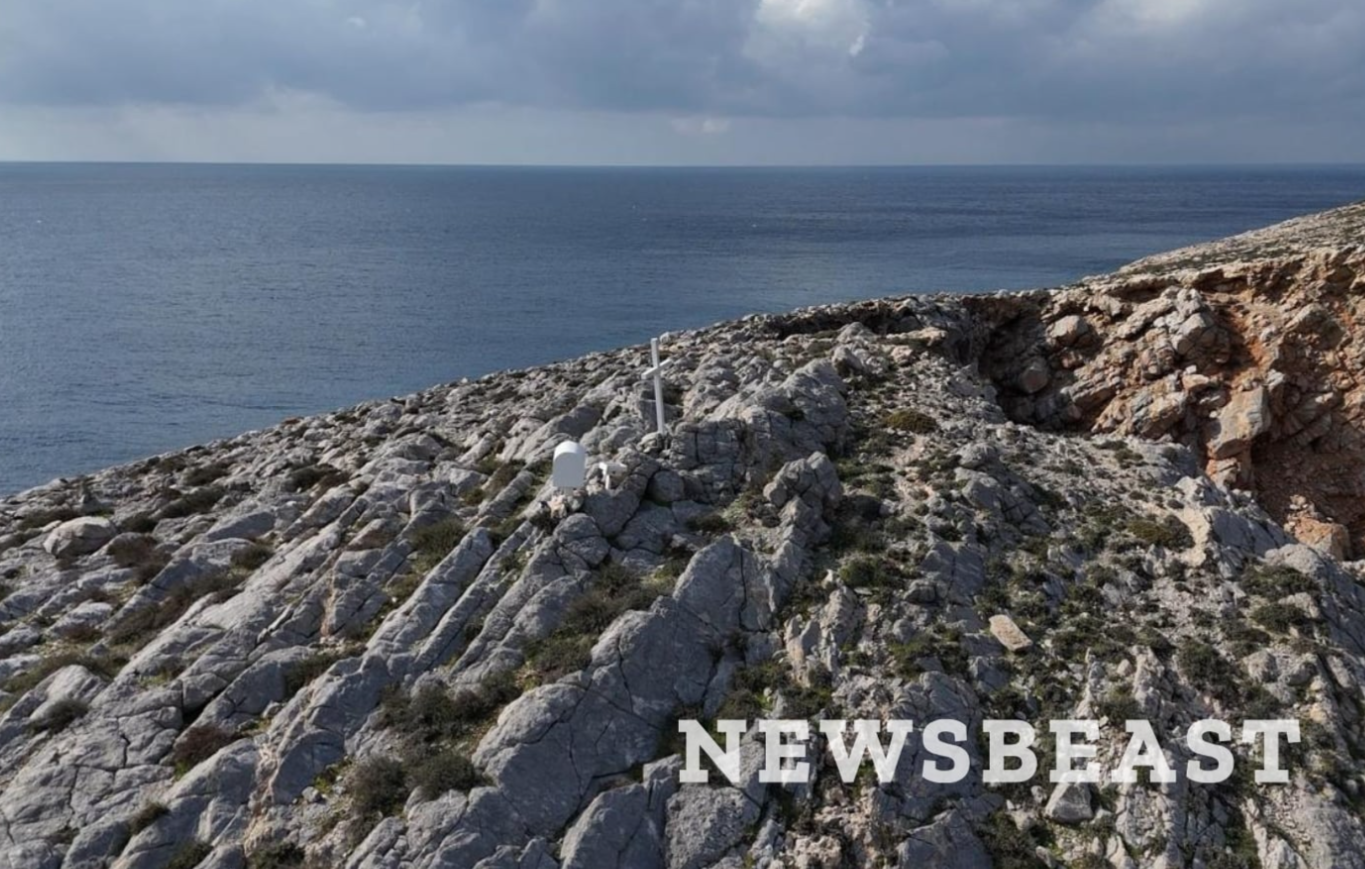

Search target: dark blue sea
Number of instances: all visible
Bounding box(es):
[2,163,1363,495]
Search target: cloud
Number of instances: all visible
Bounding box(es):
[671,116,732,135]
[0,0,1362,134]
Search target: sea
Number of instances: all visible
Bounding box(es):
[2,163,1363,496]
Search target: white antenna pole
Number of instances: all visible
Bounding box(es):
[650,337,666,436]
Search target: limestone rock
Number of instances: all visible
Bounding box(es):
[988,614,1033,652]
[43,516,115,558]
[896,810,992,868]
[1044,782,1094,824]
[1210,385,1271,459]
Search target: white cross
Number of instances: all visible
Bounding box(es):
[640,336,672,437]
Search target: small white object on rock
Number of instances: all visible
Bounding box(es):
[552,440,588,489]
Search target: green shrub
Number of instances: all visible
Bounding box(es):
[406,746,484,799]
[108,534,159,568]
[686,512,733,535]
[230,543,274,573]
[524,634,595,683]
[3,652,124,695]
[564,564,662,635]
[409,517,467,574]
[184,462,230,487]
[166,841,212,869]
[128,801,168,834]
[1137,626,1175,658]
[346,755,409,820]
[29,698,88,733]
[1050,615,1130,664]
[838,555,900,590]
[889,626,968,679]
[473,455,501,476]
[884,409,939,434]
[123,513,159,535]
[1177,638,1241,704]
[1242,564,1314,599]
[246,842,306,869]
[284,650,350,698]
[719,659,832,722]
[488,460,525,490]
[109,571,243,648]
[977,812,1050,869]
[839,555,879,588]
[715,686,766,723]
[1126,515,1194,550]
[380,671,520,743]
[284,464,344,493]
[1094,687,1141,723]
[1251,602,1310,634]
[522,564,665,684]
[160,487,225,520]
[170,725,236,776]
[1223,619,1271,656]
[380,683,461,737]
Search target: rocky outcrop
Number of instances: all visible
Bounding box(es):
[972,202,1365,558]
[0,202,1364,868]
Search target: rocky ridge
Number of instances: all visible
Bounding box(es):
[0,202,1363,869]
[973,201,1365,557]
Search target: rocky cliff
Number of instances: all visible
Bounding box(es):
[1,203,1364,869]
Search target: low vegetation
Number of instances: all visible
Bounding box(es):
[170,724,237,776]
[408,516,467,575]
[283,649,353,698]
[108,571,244,648]
[2,651,125,695]
[128,801,169,834]
[523,563,668,685]
[230,542,274,573]
[884,408,939,434]
[284,463,346,493]
[160,486,226,520]
[246,842,307,869]
[166,842,213,869]
[1124,515,1194,550]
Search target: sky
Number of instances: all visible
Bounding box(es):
[1,0,1362,165]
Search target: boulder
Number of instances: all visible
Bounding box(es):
[43,517,115,559]
[988,614,1033,652]
[1044,781,1094,824]
[896,810,992,869]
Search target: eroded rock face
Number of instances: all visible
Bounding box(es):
[0,203,1364,869]
[971,203,1365,557]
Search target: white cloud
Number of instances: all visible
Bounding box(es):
[751,0,869,56]
[1097,0,1219,28]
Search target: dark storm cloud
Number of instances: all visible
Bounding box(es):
[2,0,1363,124]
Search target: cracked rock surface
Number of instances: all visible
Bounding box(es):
[1,203,1365,868]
